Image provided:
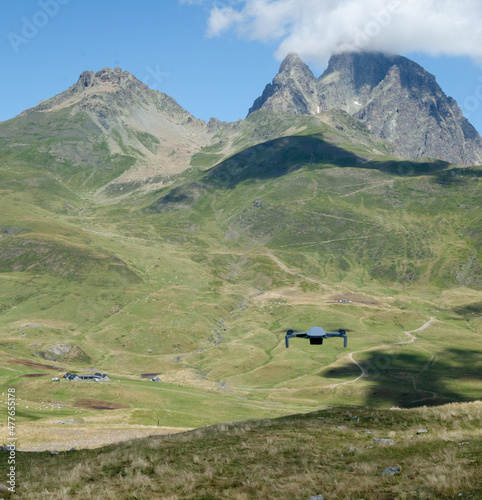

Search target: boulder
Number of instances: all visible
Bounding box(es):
[382,466,400,477]
[374,438,394,445]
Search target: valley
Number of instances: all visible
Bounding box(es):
[0,51,480,499]
[0,136,480,441]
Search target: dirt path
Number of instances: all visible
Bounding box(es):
[339,180,393,198]
[233,318,437,393]
[323,317,436,389]
[266,252,326,288]
[301,211,380,226]
[402,316,436,342]
[81,227,151,243]
[323,352,367,389]
[279,234,384,249]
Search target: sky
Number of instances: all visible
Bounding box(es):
[1,0,482,134]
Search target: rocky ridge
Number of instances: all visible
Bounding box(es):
[249,51,482,166]
[5,54,481,200]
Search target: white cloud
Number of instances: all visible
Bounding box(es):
[207,6,245,37]
[203,0,482,65]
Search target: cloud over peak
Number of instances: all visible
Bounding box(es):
[204,0,482,66]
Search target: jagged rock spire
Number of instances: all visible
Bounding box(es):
[248,53,319,116]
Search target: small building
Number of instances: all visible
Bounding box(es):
[94,373,110,381]
[63,372,110,382]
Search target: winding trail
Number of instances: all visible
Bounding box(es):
[402,316,436,342]
[266,252,326,288]
[232,317,437,394]
[322,316,436,389]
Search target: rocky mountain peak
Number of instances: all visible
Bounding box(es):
[249,51,482,165]
[277,53,313,77]
[248,53,319,116]
[22,66,152,118]
[317,52,412,116]
[75,67,146,91]
[67,67,150,105]
[322,52,398,91]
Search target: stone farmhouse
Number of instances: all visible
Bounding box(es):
[63,372,110,382]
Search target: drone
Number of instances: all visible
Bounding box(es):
[285,326,347,348]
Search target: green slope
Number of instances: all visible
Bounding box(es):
[0,110,480,429]
[0,108,137,193]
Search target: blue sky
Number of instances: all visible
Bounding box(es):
[1,0,482,134]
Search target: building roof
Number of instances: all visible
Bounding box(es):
[63,372,109,381]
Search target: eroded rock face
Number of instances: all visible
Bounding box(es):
[248,53,319,116]
[249,51,482,166]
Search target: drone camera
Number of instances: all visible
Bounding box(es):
[309,338,323,345]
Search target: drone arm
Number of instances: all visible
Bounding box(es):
[325,330,348,347]
[285,331,307,348]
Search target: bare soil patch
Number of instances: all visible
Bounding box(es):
[4,423,191,451]
[74,399,130,410]
[21,373,47,378]
[331,292,382,306]
[8,359,59,370]
[254,286,328,305]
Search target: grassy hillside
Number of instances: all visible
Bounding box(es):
[1,402,480,499]
[0,108,138,192]
[0,109,480,435]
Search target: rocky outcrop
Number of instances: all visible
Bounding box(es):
[37,344,91,363]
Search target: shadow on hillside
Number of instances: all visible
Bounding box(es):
[146,135,481,212]
[321,347,481,408]
[202,135,454,189]
[204,135,356,187]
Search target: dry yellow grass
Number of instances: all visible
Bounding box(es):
[0,421,191,451]
[1,402,480,499]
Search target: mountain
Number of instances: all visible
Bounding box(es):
[1,67,213,195]
[249,51,482,166]
[0,60,480,445]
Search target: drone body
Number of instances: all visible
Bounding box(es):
[285,326,347,348]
